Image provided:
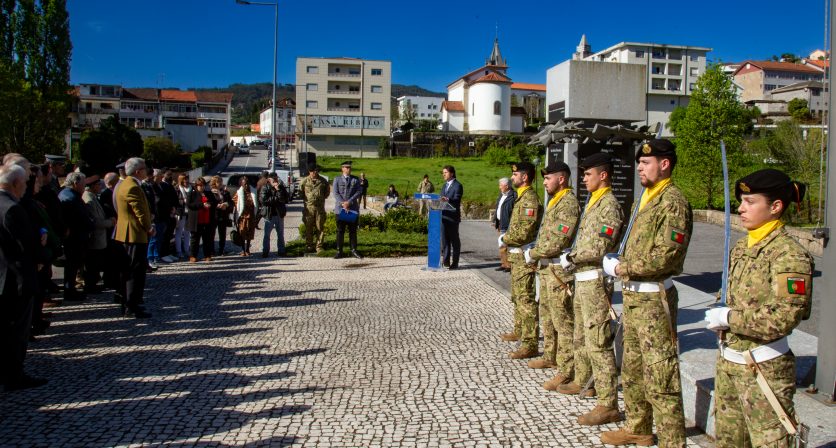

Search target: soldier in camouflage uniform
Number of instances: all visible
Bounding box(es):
[705,169,813,448]
[498,162,542,359]
[522,162,579,375]
[600,139,692,448]
[555,153,625,426]
[298,165,330,253]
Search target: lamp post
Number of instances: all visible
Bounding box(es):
[235,0,278,170]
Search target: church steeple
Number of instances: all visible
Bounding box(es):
[486,37,507,67]
[573,34,592,60]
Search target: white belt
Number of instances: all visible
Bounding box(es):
[721,337,790,365]
[574,269,601,282]
[508,248,523,254]
[622,278,674,293]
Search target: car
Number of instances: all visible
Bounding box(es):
[238,145,250,154]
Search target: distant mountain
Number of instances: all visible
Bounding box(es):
[190,83,445,125]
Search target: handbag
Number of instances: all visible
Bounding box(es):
[230,228,243,247]
[336,209,359,223]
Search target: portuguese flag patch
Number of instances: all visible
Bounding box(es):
[525,208,535,217]
[787,277,807,295]
[599,225,614,238]
[671,229,686,244]
[558,224,570,234]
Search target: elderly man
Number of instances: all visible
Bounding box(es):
[332,161,363,259]
[114,158,154,319]
[59,172,94,301]
[493,177,515,272]
[82,176,115,293]
[0,163,46,391]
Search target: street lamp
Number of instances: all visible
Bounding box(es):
[235,0,278,170]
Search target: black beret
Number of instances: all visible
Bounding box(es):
[340,160,353,167]
[635,139,677,162]
[735,168,805,202]
[511,161,536,174]
[45,154,67,163]
[579,152,613,170]
[310,165,321,172]
[541,161,571,176]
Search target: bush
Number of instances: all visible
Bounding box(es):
[191,151,206,168]
[298,208,427,236]
[484,143,514,166]
[142,136,180,168]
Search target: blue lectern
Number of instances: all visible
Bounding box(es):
[414,193,455,271]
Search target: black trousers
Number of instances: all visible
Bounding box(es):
[160,216,176,258]
[190,224,214,258]
[335,220,358,252]
[441,220,461,265]
[216,223,228,254]
[0,279,34,382]
[121,242,148,310]
[83,248,105,291]
[63,241,85,293]
[103,239,125,290]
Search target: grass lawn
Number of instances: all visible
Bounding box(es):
[285,230,427,258]
[316,156,513,206]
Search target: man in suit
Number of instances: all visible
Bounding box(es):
[58,172,94,301]
[493,177,515,272]
[0,163,47,391]
[332,161,362,259]
[113,157,154,318]
[440,165,463,269]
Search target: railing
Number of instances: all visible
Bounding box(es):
[327,90,360,95]
[328,72,361,77]
[161,111,198,118]
[82,108,118,115]
[198,112,227,119]
[327,107,360,112]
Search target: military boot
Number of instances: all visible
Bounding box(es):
[527,358,556,369]
[499,332,519,342]
[555,382,596,398]
[542,373,571,391]
[599,429,654,446]
[508,346,538,359]
[577,406,623,426]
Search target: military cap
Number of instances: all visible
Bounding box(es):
[511,161,535,173]
[541,161,571,176]
[579,152,613,170]
[44,154,67,164]
[268,171,279,179]
[340,160,353,167]
[310,164,321,172]
[735,168,806,203]
[635,139,677,162]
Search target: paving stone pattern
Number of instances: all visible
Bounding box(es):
[0,229,707,446]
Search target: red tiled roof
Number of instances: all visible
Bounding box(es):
[442,100,465,112]
[806,59,830,69]
[470,72,513,85]
[160,89,197,102]
[195,91,233,103]
[122,88,159,101]
[733,60,824,76]
[447,65,512,88]
[251,124,261,132]
[511,83,546,91]
[511,106,526,115]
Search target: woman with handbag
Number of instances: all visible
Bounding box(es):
[210,176,233,256]
[174,174,191,260]
[232,177,258,256]
[187,177,217,262]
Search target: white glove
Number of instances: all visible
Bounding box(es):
[524,248,534,265]
[559,250,573,270]
[498,234,506,248]
[704,307,731,332]
[602,253,621,277]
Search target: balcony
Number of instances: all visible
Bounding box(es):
[327,90,360,95]
[198,112,228,120]
[208,127,228,135]
[327,107,361,112]
[328,72,361,78]
[162,110,198,118]
[81,108,118,116]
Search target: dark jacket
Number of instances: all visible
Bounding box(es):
[186,189,218,233]
[0,190,38,298]
[157,181,178,223]
[58,187,94,249]
[332,175,362,213]
[214,187,233,227]
[494,189,516,232]
[258,181,287,220]
[35,187,66,238]
[440,178,463,223]
[99,187,116,219]
[141,179,156,221]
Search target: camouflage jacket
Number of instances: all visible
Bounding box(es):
[726,227,813,350]
[503,187,542,247]
[530,189,579,260]
[569,190,624,272]
[621,182,692,281]
[418,179,434,194]
[299,175,330,209]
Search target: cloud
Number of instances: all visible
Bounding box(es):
[86,21,105,33]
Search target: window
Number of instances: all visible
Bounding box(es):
[371,68,382,75]
[428,105,432,109]
[306,83,318,91]
[420,113,425,117]
[670,100,676,105]
[689,83,697,91]
[306,100,318,109]
[335,102,341,107]
[690,55,699,62]
[306,66,318,74]
[690,67,699,76]
[635,50,645,58]
[371,102,382,110]
[371,85,382,93]
[764,84,777,91]
[494,101,501,115]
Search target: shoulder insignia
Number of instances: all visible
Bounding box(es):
[557,224,570,234]
[671,229,686,244]
[787,277,807,295]
[525,208,535,217]
[599,225,615,239]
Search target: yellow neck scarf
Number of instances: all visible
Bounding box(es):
[548,188,570,210]
[516,185,531,198]
[639,177,672,211]
[586,187,611,211]
[748,219,783,248]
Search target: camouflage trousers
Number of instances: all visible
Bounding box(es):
[303,206,326,251]
[622,286,686,448]
[573,272,618,408]
[508,252,538,351]
[537,265,574,375]
[715,353,797,448]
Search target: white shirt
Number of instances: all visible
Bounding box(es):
[497,191,509,213]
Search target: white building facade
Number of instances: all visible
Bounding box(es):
[259,98,296,137]
[295,57,391,158]
[396,95,444,124]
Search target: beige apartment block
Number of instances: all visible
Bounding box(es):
[296,57,391,158]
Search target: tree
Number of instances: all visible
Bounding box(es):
[787,98,811,121]
[78,116,143,176]
[142,136,180,168]
[673,63,751,209]
[0,0,71,162]
[667,105,688,135]
[400,99,416,123]
[769,121,824,222]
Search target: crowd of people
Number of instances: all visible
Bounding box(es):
[0,154,293,392]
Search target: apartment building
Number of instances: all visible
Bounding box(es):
[733,61,824,103]
[72,84,122,128]
[574,37,711,135]
[295,57,391,158]
[259,97,296,138]
[396,95,444,124]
